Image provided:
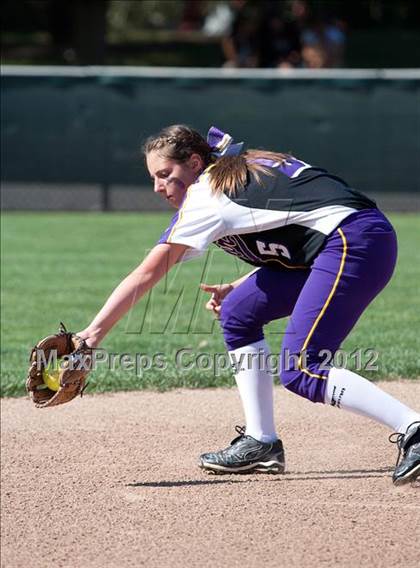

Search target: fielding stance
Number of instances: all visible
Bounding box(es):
[76,125,420,485]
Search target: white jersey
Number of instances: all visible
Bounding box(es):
[158,158,376,269]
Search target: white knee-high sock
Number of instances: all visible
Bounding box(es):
[325,367,420,433]
[229,339,278,443]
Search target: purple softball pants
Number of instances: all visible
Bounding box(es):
[219,209,398,403]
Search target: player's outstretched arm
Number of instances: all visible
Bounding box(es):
[77,242,189,347]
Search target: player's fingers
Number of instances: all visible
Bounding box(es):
[213,306,221,320]
[205,298,218,310]
[200,283,219,294]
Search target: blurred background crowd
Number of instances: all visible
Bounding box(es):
[2,0,420,68]
[204,0,346,69]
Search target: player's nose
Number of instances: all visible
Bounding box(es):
[154,179,166,195]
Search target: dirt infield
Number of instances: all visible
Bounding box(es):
[2,382,419,568]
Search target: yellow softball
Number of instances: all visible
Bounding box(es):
[42,360,62,392]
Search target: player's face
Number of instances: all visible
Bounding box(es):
[146,151,204,209]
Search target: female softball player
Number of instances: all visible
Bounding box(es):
[77,125,419,485]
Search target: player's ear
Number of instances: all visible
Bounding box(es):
[189,153,204,173]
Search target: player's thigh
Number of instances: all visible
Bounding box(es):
[282,218,398,370]
[220,265,309,345]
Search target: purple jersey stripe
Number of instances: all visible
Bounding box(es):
[252,158,279,168]
[158,211,180,244]
[251,157,312,178]
[279,158,311,178]
[156,187,191,245]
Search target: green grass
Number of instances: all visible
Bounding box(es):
[1,212,419,397]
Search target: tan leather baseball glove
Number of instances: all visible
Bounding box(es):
[26,323,92,408]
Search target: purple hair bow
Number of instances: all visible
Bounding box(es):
[207,126,244,158]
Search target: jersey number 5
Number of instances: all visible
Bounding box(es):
[256,240,292,259]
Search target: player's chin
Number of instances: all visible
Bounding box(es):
[167,196,180,209]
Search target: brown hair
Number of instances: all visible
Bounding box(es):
[207,149,290,196]
[143,125,289,196]
[143,124,214,166]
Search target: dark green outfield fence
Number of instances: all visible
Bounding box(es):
[1,66,419,210]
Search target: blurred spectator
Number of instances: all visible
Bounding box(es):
[220,1,260,68]
[322,17,347,67]
[290,0,347,68]
[258,2,301,68]
[179,0,204,31]
[210,0,301,69]
[301,18,346,67]
[203,1,235,36]
[301,44,327,68]
[207,0,346,70]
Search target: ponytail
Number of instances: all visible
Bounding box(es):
[207,149,290,196]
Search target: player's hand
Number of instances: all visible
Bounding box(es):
[75,329,102,349]
[200,283,234,319]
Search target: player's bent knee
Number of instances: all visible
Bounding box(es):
[280,367,326,404]
[219,298,264,350]
[219,296,240,334]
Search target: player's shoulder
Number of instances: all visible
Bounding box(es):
[194,166,214,189]
[184,169,218,203]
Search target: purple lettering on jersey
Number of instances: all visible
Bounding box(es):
[157,211,179,244]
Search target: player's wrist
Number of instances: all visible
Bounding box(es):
[76,328,103,348]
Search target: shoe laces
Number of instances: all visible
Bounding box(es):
[230,425,246,445]
[389,421,420,467]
